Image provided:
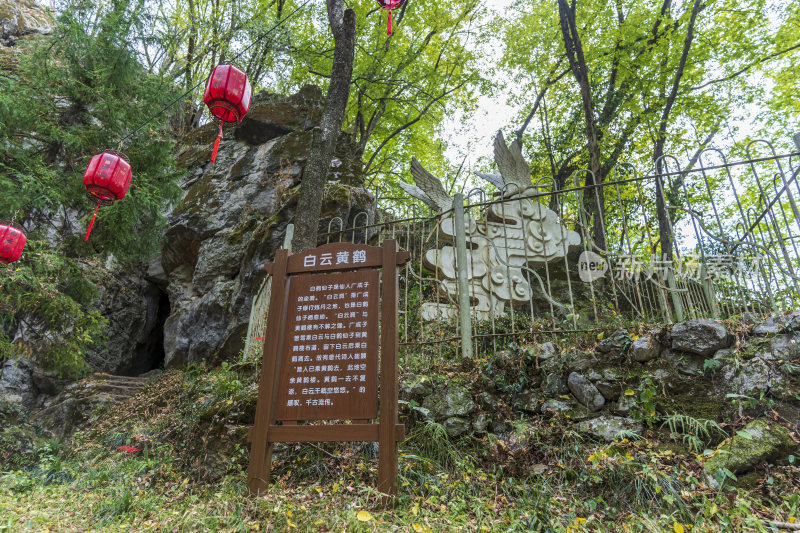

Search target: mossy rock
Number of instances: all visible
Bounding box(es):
[180,122,222,146]
[176,144,212,169]
[704,418,796,479]
[421,382,476,421]
[173,173,222,217]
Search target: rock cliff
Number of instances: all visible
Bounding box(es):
[160,86,376,368]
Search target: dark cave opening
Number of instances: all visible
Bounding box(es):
[147,288,170,372]
[130,284,170,376]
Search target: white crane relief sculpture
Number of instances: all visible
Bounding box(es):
[399,131,582,321]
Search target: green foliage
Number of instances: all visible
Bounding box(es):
[0,0,183,260]
[0,244,106,377]
[661,413,728,453]
[632,377,659,426]
[0,0,184,375]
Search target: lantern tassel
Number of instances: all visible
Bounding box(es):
[387,10,392,35]
[84,199,101,242]
[211,123,223,163]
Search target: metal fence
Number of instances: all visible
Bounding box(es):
[320,139,800,360]
[244,139,800,362]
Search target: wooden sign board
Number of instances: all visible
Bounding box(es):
[247,240,410,496]
[276,269,379,421]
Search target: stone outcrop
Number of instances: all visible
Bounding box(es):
[671,318,732,356]
[33,373,156,439]
[0,0,52,43]
[704,419,797,481]
[84,267,168,376]
[162,86,375,368]
[577,415,641,442]
[395,313,800,458]
[567,372,605,412]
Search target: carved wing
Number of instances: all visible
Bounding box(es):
[494,130,531,194]
[398,181,440,212]
[474,171,505,190]
[410,157,453,212]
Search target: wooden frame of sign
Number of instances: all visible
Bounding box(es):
[247,239,410,496]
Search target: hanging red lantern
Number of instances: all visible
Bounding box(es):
[0,221,26,264]
[377,0,405,35]
[203,64,252,163]
[82,151,132,241]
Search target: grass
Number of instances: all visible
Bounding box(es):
[2,334,799,531]
[2,413,798,531]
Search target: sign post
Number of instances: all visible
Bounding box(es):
[247,240,410,496]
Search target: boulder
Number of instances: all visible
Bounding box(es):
[595,368,621,401]
[0,358,36,408]
[596,329,631,357]
[631,336,660,362]
[490,419,512,435]
[542,373,568,397]
[595,380,621,402]
[663,350,705,377]
[442,416,471,438]
[613,395,637,416]
[753,312,800,335]
[540,399,570,415]
[567,372,605,412]
[516,390,540,413]
[0,0,53,42]
[477,391,502,412]
[566,351,598,371]
[33,373,153,439]
[400,374,434,399]
[704,418,796,480]
[472,413,489,434]
[421,383,476,421]
[719,357,784,398]
[671,319,731,356]
[538,342,556,360]
[578,416,641,442]
[770,335,800,360]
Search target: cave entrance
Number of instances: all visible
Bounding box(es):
[131,285,170,376]
[147,288,170,372]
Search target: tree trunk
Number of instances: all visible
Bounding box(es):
[557,0,606,252]
[291,1,356,252]
[653,0,702,260]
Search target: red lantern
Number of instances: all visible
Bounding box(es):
[82,151,132,241]
[377,0,405,35]
[203,64,252,163]
[0,221,26,264]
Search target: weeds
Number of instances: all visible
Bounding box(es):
[661,413,728,453]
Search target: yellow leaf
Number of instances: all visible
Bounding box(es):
[709,503,718,516]
[673,523,684,533]
[411,504,419,516]
[287,519,296,529]
[596,332,605,341]
[287,510,293,518]
[412,524,424,532]
[357,510,373,522]
[790,517,796,523]
[624,389,635,396]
